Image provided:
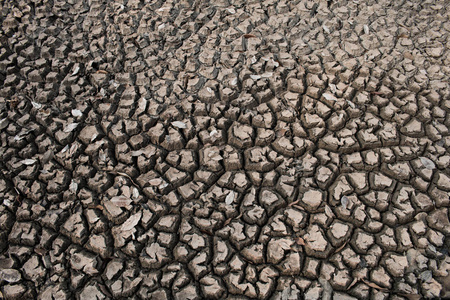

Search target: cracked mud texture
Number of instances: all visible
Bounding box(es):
[0,0,450,299]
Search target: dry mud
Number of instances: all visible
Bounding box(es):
[0,0,450,299]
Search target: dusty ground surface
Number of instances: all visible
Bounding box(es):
[0,0,450,299]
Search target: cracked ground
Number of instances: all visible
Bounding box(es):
[0,0,450,299]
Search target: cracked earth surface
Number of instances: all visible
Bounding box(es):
[0,0,450,299]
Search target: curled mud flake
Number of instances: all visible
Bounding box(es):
[171,121,187,129]
[131,150,144,156]
[0,118,8,129]
[122,186,131,199]
[64,123,79,133]
[31,101,42,109]
[428,244,437,254]
[109,196,133,208]
[225,191,235,205]
[226,7,236,14]
[419,157,436,170]
[325,205,335,218]
[132,187,139,199]
[346,100,356,108]
[72,65,80,76]
[21,159,36,165]
[138,98,147,110]
[67,144,78,158]
[322,93,337,101]
[71,109,82,117]
[159,182,169,189]
[208,151,223,161]
[69,180,78,193]
[341,196,349,209]
[99,150,106,162]
[364,25,370,34]
[329,84,337,93]
[156,6,170,12]
[149,178,163,186]
[91,133,98,142]
[419,271,433,283]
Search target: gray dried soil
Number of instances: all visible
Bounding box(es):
[0,0,450,299]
